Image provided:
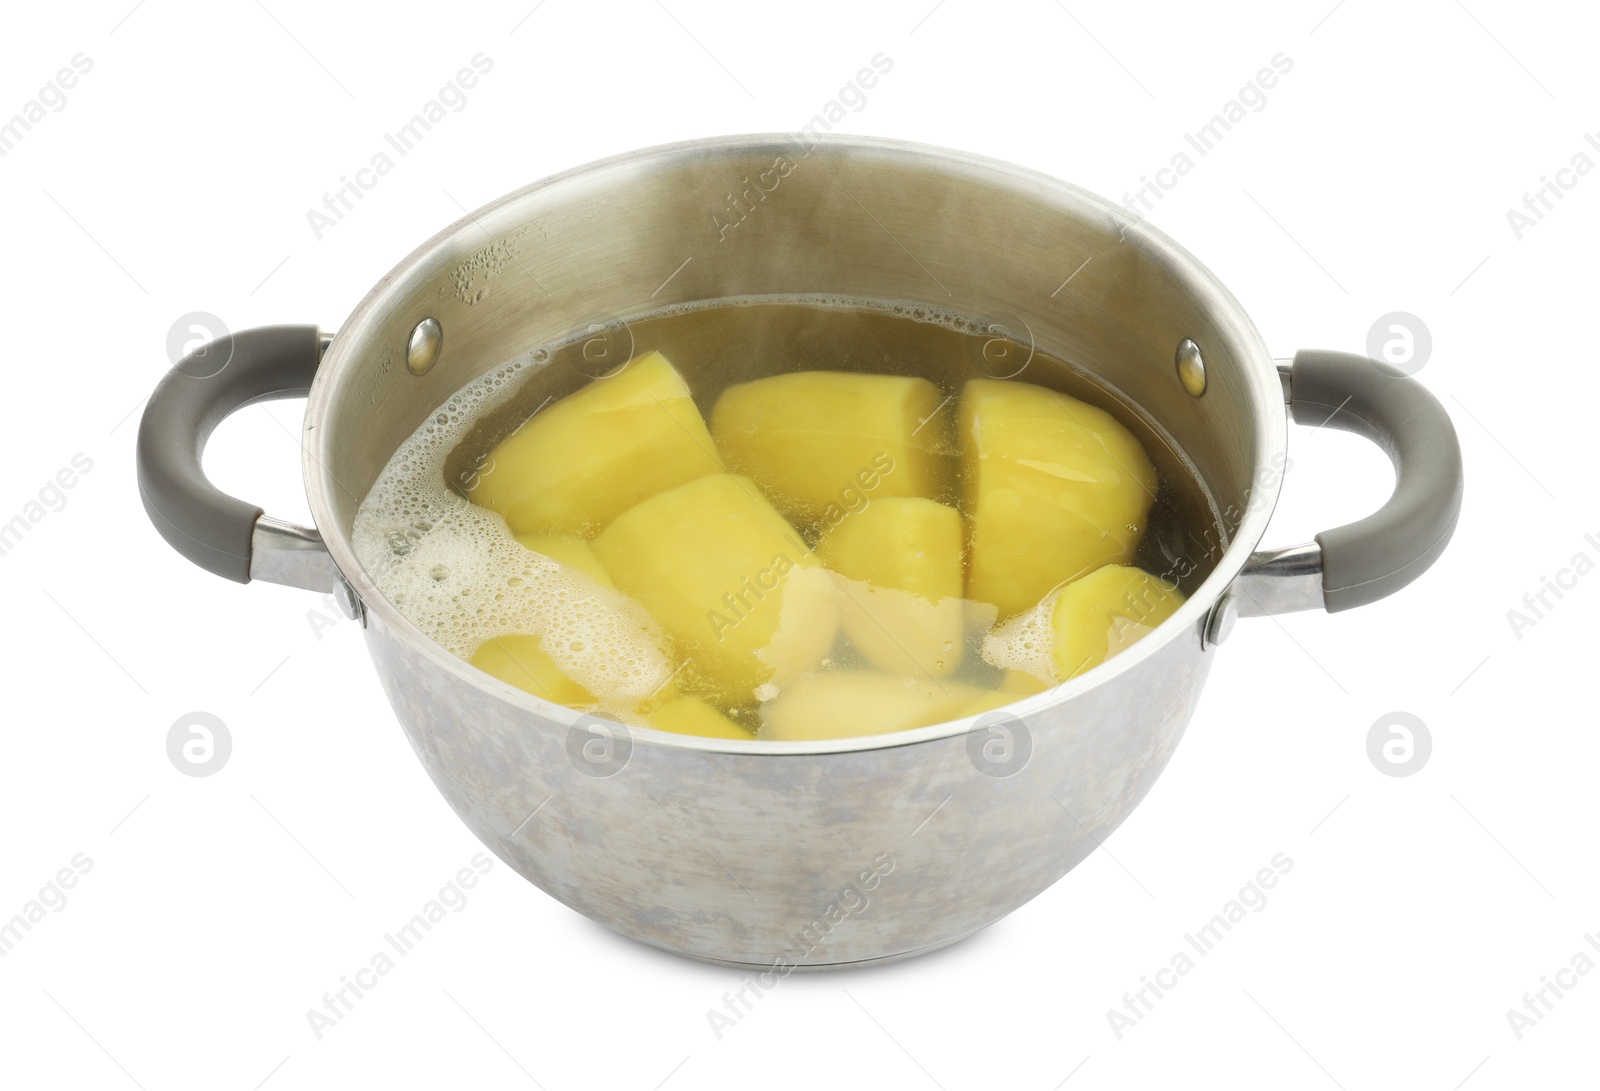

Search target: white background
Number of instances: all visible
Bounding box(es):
[2,1,1594,1087]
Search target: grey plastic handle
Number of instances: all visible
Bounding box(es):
[1290,349,1463,612]
[137,325,324,583]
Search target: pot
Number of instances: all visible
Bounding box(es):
[136,135,1462,969]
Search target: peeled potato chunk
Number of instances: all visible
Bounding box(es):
[760,671,988,741]
[513,532,612,586]
[1000,669,1051,697]
[469,351,723,536]
[647,696,754,740]
[710,371,949,527]
[960,379,1158,619]
[950,689,1019,719]
[470,634,597,707]
[817,497,965,677]
[1051,565,1184,681]
[593,473,839,703]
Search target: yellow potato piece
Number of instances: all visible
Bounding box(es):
[817,497,962,599]
[817,497,965,677]
[949,689,1019,719]
[760,672,987,741]
[1000,669,1051,696]
[647,696,754,740]
[513,532,612,586]
[469,351,723,536]
[960,379,1158,619]
[710,371,949,527]
[593,473,839,703]
[1051,565,1185,681]
[469,634,596,707]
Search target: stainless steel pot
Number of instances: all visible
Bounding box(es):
[136,135,1463,969]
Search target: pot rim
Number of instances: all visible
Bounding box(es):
[305,132,1286,756]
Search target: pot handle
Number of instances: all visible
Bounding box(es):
[1226,350,1463,621]
[137,324,342,594]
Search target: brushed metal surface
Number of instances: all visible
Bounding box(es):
[366,607,1213,968]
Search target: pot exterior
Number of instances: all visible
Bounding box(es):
[304,136,1280,968]
[364,609,1214,968]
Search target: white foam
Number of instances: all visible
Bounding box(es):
[980,587,1061,685]
[351,359,675,710]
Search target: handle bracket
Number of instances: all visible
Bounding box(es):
[1231,541,1323,618]
[250,515,341,594]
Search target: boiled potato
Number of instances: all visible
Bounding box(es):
[647,696,754,740]
[469,351,723,536]
[817,497,965,677]
[950,689,1019,719]
[513,532,612,586]
[593,473,838,702]
[470,634,596,707]
[1051,565,1184,680]
[960,379,1157,619]
[1000,669,1051,696]
[710,371,949,527]
[759,671,988,741]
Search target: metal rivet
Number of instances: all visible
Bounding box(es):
[332,574,365,625]
[407,318,443,375]
[1175,338,1206,397]
[1204,593,1238,648]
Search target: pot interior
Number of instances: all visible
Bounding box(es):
[310,136,1283,608]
